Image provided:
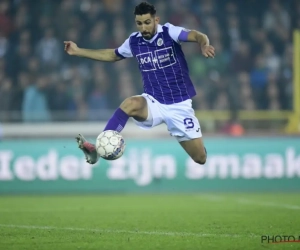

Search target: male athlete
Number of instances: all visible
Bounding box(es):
[64,2,215,165]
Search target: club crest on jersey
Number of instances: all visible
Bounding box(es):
[157,38,163,46]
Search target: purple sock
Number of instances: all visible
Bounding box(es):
[103,108,129,132]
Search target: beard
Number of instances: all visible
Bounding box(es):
[141,27,156,40]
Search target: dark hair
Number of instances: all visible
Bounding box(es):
[134,2,156,16]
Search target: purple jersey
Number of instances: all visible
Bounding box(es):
[115,23,196,104]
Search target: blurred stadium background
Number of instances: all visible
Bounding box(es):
[0,0,299,191]
[0,0,299,133]
[0,1,300,249]
[0,0,300,189]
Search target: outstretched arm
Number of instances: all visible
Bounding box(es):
[64,41,123,62]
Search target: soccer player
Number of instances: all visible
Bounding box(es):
[64,1,215,165]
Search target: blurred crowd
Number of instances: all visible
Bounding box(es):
[0,0,299,122]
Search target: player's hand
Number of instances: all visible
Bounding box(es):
[64,41,79,55]
[201,45,215,58]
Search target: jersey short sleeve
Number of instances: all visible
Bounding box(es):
[164,22,191,43]
[115,37,133,59]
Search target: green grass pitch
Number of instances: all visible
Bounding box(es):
[0,193,300,250]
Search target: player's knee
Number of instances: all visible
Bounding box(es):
[192,153,207,165]
[120,96,144,116]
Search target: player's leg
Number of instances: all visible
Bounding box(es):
[131,94,164,130]
[104,95,148,130]
[179,138,207,165]
[76,95,148,164]
[163,99,207,165]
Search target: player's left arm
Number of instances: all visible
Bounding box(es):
[166,23,215,58]
[186,30,215,58]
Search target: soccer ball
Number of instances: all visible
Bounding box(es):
[95,130,125,160]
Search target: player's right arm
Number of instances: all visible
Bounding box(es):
[64,41,123,62]
[64,36,133,62]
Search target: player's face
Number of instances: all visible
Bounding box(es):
[135,14,159,40]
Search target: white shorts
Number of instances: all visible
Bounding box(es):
[132,93,202,142]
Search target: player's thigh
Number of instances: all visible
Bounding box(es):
[120,95,148,121]
[179,137,206,161]
[162,99,206,163]
[132,94,164,128]
[164,99,201,140]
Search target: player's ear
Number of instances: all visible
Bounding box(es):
[155,16,160,24]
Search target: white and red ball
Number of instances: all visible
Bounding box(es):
[96,130,125,160]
